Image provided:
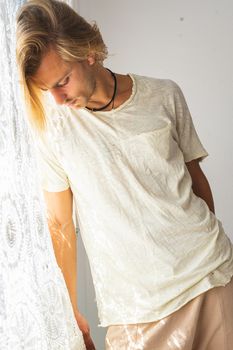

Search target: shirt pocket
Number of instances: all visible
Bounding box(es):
[122,121,179,166]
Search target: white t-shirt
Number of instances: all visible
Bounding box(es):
[36,74,233,327]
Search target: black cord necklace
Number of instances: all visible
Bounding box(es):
[86,68,117,112]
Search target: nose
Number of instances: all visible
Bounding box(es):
[50,89,67,105]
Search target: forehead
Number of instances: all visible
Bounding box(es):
[33,49,71,89]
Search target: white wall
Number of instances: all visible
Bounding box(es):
[77,1,233,348]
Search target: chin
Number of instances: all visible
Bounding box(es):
[71,102,85,109]
[73,97,89,109]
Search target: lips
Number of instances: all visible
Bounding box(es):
[65,99,76,106]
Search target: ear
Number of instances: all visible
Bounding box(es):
[86,52,96,66]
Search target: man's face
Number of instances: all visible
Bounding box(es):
[33,49,96,108]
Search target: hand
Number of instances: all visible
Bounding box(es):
[74,311,96,350]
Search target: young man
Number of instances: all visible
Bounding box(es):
[16,1,233,349]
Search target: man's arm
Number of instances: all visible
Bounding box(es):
[185,159,215,214]
[43,188,95,350]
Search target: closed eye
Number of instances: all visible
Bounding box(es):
[56,76,70,88]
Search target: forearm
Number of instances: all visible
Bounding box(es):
[47,216,79,313]
[186,159,215,214]
[191,171,215,214]
[43,190,95,349]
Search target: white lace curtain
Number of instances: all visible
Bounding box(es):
[0,1,85,349]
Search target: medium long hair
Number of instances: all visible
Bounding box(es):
[16,0,108,130]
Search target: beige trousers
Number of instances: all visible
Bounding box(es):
[105,278,233,350]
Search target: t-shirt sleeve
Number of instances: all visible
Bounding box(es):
[35,134,70,192]
[172,82,209,163]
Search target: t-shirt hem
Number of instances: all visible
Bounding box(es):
[184,151,209,163]
[42,185,70,192]
[97,272,233,328]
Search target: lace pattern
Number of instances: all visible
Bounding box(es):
[0,1,85,349]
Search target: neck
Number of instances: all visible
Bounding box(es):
[86,65,116,111]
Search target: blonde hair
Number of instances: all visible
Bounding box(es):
[16,0,108,130]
